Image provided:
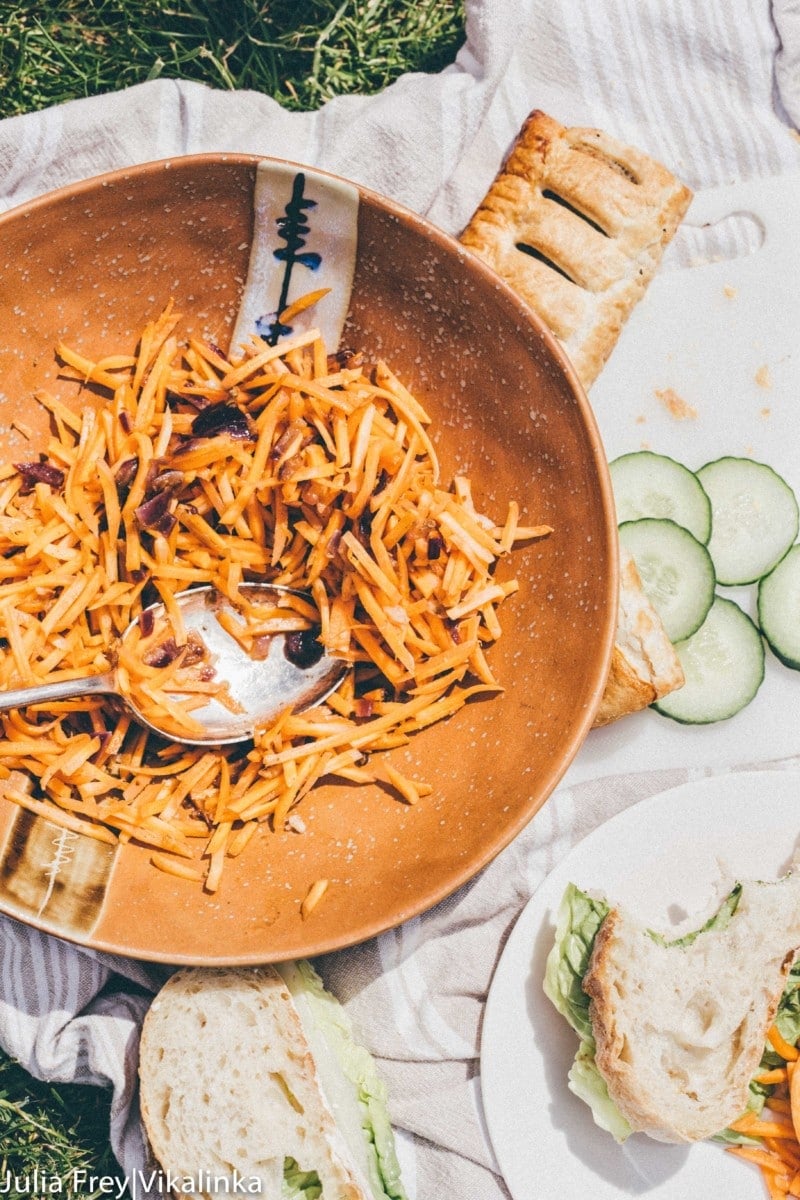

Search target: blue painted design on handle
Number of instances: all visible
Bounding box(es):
[263,172,323,345]
[255,312,292,340]
[232,160,358,356]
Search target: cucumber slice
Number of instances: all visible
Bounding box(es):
[618,518,715,642]
[696,457,799,585]
[610,451,712,543]
[758,543,800,669]
[653,597,764,724]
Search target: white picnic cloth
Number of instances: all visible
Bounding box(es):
[2,1,800,1196]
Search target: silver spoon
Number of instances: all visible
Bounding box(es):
[0,584,348,745]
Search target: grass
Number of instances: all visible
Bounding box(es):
[0,0,466,1186]
[0,0,466,120]
[0,1052,122,1197]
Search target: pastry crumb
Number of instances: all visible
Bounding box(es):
[655,387,697,420]
[761,407,771,418]
[723,284,737,299]
[635,414,646,424]
[755,364,772,388]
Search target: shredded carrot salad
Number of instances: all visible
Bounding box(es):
[0,302,549,891]
[727,1024,800,1198]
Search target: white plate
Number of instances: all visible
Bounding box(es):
[480,770,800,1200]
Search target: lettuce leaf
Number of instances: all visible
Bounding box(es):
[569,1041,633,1142]
[771,959,800,1050]
[648,883,742,948]
[543,884,633,1139]
[543,883,609,1045]
[277,960,406,1200]
[282,1159,322,1198]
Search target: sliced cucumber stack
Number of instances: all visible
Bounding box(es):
[610,451,712,544]
[758,544,800,670]
[653,597,765,724]
[608,446,798,724]
[697,457,799,586]
[618,518,715,642]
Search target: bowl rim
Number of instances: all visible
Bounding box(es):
[0,152,619,962]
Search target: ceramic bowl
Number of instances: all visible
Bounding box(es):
[0,156,617,962]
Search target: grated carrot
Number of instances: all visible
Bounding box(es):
[759,1070,791,1086]
[770,1026,800,1061]
[300,877,329,918]
[729,1020,800,1198]
[0,301,548,891]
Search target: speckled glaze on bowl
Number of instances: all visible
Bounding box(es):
[0,156,617,964]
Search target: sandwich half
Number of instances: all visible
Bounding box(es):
[138,962,406,1200]
[544,873,800,1143]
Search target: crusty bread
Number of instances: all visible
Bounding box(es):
[138,966,372,1199]
[460,109,692,390]
[583,874,800,1142]
[592,542,684,726]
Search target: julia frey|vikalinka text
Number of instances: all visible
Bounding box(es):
[0,1169,265,1196]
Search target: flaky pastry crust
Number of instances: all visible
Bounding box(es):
[460,110,692,389]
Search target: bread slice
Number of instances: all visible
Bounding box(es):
[592,542,684,726]
[459,109,692,390]
[138,966,374,1199]
[583,873,800,1142]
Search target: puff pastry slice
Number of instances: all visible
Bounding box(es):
[460,109,692,389]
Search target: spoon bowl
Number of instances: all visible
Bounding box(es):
[0,584,347,745]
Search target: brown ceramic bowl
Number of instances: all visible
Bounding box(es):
[0,156,617,963]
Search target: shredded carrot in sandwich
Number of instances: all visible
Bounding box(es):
[728,1022,800,1197]
[0,300,550,891]
[770,1027,800,1062]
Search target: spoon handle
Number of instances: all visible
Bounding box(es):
[0,672,118,713]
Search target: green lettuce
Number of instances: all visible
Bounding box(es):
[543,882,609,1044]
[278,960,406,1200]
[543,883,633,1139]
[648,884,742,948]
[282,1159,322,1198]
[568,1041,633,1142]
